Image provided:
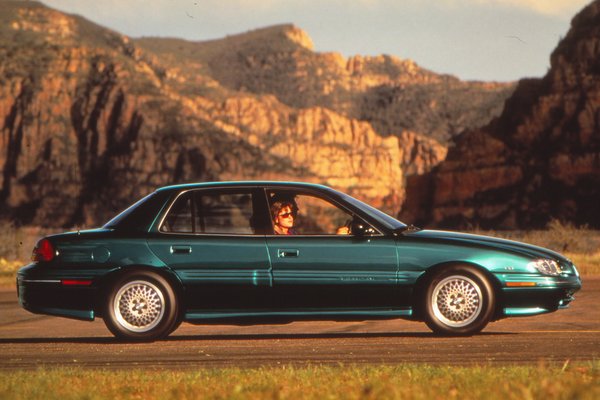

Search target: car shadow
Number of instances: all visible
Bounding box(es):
[0,337,118,344]
[165,331,514,341]
[0,331,514,344]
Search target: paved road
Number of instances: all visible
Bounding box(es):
[1,277,599,370]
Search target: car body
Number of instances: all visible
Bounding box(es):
[17,181,582,340]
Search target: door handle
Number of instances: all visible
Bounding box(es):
[278,249,299,258]
[170,245,192,255]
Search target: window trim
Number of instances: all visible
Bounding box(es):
[156,187,267,236]
[153,185,389,237]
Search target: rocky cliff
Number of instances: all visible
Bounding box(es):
[0,1,510,227]
[137,26,511,143]
[401,0,600,229]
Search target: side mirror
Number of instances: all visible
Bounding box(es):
[351,218,375,236]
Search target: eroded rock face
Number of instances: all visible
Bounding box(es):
[401,0,600,229]
[0,1,510,227]
[137,26,513,144]
[208,96,405,210]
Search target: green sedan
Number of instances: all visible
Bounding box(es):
[17,181,581,340]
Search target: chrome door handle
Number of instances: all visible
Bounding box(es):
[170,245,192,255]
[278,249,299,258]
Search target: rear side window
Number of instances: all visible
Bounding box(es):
[161,190,255,234]
[163,193,194,233]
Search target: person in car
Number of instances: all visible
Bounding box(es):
[271,200,298,235]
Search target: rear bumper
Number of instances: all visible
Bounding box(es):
[17,266,98,321]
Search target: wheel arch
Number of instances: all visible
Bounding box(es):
[94,265,185,318]
[411,261,503,321]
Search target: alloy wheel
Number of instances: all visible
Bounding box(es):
[113,280,166,333]
[431,275,483,328]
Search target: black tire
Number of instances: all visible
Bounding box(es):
[103,271,178,341]
[423,265,495,336]
[167,316,184,336]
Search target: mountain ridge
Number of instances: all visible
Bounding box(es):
[401,0,600,229]
[136,23,512,143]
[0,0,512,227]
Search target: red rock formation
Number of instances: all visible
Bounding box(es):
[137,26,513,144]
[0,1,510,227]
[401,0,600,229]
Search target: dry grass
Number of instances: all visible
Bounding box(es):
[1,221,598,287]
[566,251,600,275]
[472,219,600,275]
[0,224,51,287]
[0,362,599,400]
[0,258,21,285]
[475,219,600,254]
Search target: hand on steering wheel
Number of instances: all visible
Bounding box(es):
[336,219,352,235]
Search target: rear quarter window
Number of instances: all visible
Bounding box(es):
[104,190,172,232]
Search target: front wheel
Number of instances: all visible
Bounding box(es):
[103,271,178,341]
[423,265,495,336]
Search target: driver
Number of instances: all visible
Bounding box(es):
[269,194,351,235]
[270,199,298,235]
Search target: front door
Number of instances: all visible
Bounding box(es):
[265,191,401,311]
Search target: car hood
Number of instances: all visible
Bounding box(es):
[404,229,570,263]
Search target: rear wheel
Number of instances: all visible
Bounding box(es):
[103,271,178,341]
[423,265,495,336]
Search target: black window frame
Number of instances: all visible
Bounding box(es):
[264,188,382,236]
[157,187,272,236]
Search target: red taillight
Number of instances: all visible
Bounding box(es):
[61,280,93,286]
[32,239,55,262]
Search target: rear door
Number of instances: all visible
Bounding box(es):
[147,188,272,311]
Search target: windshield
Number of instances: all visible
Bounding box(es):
[102,191,170,231]
[337,192,407,230]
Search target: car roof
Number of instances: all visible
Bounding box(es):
[156,181,334,193]
[128,180,405,233]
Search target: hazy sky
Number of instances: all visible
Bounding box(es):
[41,0,591,82]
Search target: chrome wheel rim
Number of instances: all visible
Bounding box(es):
[431,275,483,328]
[114,280,165,333]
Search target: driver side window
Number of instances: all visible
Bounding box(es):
[269,191,353,235]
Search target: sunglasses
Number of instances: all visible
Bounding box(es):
[278,212,295,218]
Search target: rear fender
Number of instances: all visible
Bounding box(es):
[94,265,185,318]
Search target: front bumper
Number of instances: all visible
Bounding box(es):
[498,272,582,317]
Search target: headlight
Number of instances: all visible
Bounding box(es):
[528,259,563,276]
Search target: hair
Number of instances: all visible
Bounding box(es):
[270,200,298,220]
[271,201,298,219]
